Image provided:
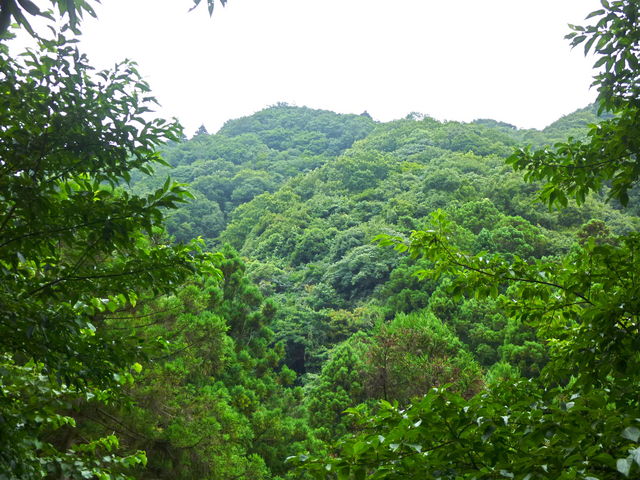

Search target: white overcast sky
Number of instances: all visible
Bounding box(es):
[71,0,602,135]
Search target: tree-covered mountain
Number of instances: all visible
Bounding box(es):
[291,2,640,475]
[4,1,640,479]
[129,102,637,387]
[77,90,631,478]
[130,105,375,244]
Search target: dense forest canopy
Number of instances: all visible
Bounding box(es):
[1,1,640,479]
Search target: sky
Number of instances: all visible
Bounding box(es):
[67,0,603,135]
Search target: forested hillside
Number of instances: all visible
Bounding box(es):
[3,1,640,479]
[119,100,640,477]
[132,103,637,382]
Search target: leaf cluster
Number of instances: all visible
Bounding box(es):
[0,33,219,477]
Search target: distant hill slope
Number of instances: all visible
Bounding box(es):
[218,104,376,156]
[131,105,375,242]
[130,104,636,375]
[473,104,606,146]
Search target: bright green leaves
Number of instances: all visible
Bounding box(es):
[298,380,640,479]
[0,32,220,479]
[379,210,640,387]
[100,249,309,479]
[302,312,483,446]
[0,32,208,384]
[0,355,146,480]
[512,1,640,209]
[566,1,640,111]
[507,108,640,208]
[296,3,640,478]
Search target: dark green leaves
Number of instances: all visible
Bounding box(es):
[0,0,93,37]
[566,1,640,111]
[514,2,640,208]
[0,32,219,478]
[506,106,640,208]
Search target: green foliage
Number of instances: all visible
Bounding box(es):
[0,34,218,478]
[363,312,483,402]
[0,33,214,387]
[509,1,640,208]
[130,105,376,250]
[323,244,397,301]
[218,104,375,157]
[295,2,640,478]
[0,0,98,37]
[303,334,370,442]
[4,4,636,478]
[508,110,640,207]
[304,312,483,442]
[74,248,311,480]
[295,382,640,479]
[209,102,634,377]
[566,1,640,111]
[0,355,147,480]
[378,209,639,382]
[484,360,521,387]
